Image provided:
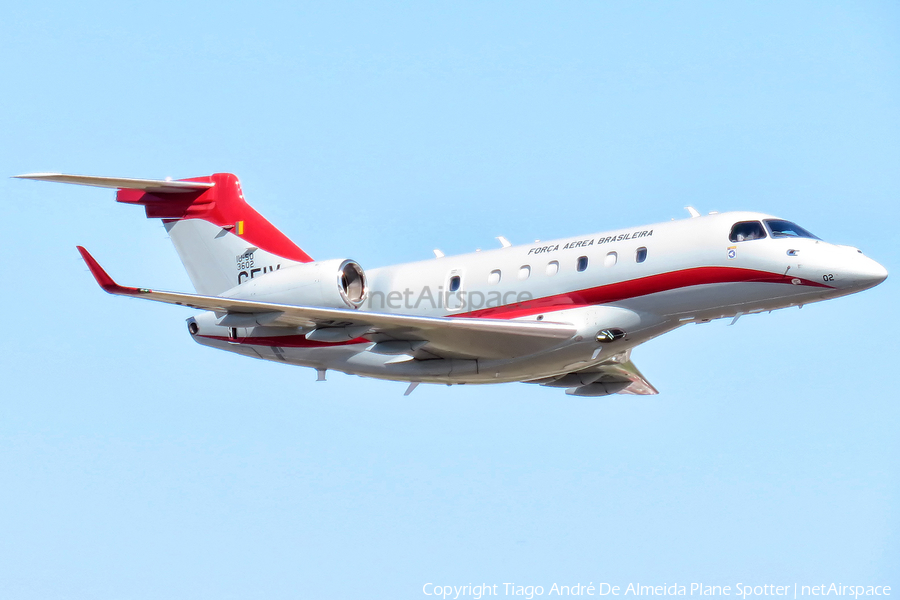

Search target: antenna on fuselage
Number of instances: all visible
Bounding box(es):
[433,249,445,258]
[496,236,512,248]
[685,206,701,218]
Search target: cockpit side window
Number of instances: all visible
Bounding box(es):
[729,221,767,242]
[764,219,820,240]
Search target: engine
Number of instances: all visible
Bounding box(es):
[221,258,368,309]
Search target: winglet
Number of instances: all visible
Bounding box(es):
[76,246,144,295]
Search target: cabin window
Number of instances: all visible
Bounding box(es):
[729,221,767,242]
[519,265,531,280]
[635,247,648,263]
[546,260,559,276]
[576,256,589,272]
[488,270,501,284]
[604,252,617,267]
[764,219,819,240]
[449,275,461,292]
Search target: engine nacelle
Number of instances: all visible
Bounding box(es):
[221,258,367,309]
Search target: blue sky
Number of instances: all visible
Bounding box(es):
[1,2,898,598]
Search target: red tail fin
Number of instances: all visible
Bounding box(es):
[116,173,313,263]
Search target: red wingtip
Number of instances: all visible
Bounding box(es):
[76,246,142,295]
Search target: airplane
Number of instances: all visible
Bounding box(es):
[15,172,888,396]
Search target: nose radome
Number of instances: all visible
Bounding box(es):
[855,255,888,290]
[870,260,888,285]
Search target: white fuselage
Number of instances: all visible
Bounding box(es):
[189,211,886,384]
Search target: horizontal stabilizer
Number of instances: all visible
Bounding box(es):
[14,173,214,194]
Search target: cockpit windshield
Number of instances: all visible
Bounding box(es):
[729,221,767,242]
[764,219,820,240]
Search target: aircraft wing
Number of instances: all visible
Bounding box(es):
[580,357,659,396]
[525,350,659,396]
[77,247,576,360]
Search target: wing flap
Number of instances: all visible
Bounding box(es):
[77,247,576,360]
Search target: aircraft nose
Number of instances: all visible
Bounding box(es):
[853,255,888,290]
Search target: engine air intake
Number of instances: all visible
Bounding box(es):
[338,260,367,308]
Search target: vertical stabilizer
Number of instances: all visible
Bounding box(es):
[115,173,313,295]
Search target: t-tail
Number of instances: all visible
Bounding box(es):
[14,172,313,294]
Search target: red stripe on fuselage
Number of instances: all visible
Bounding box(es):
[452,266,830,319]
[204,266,830,348]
